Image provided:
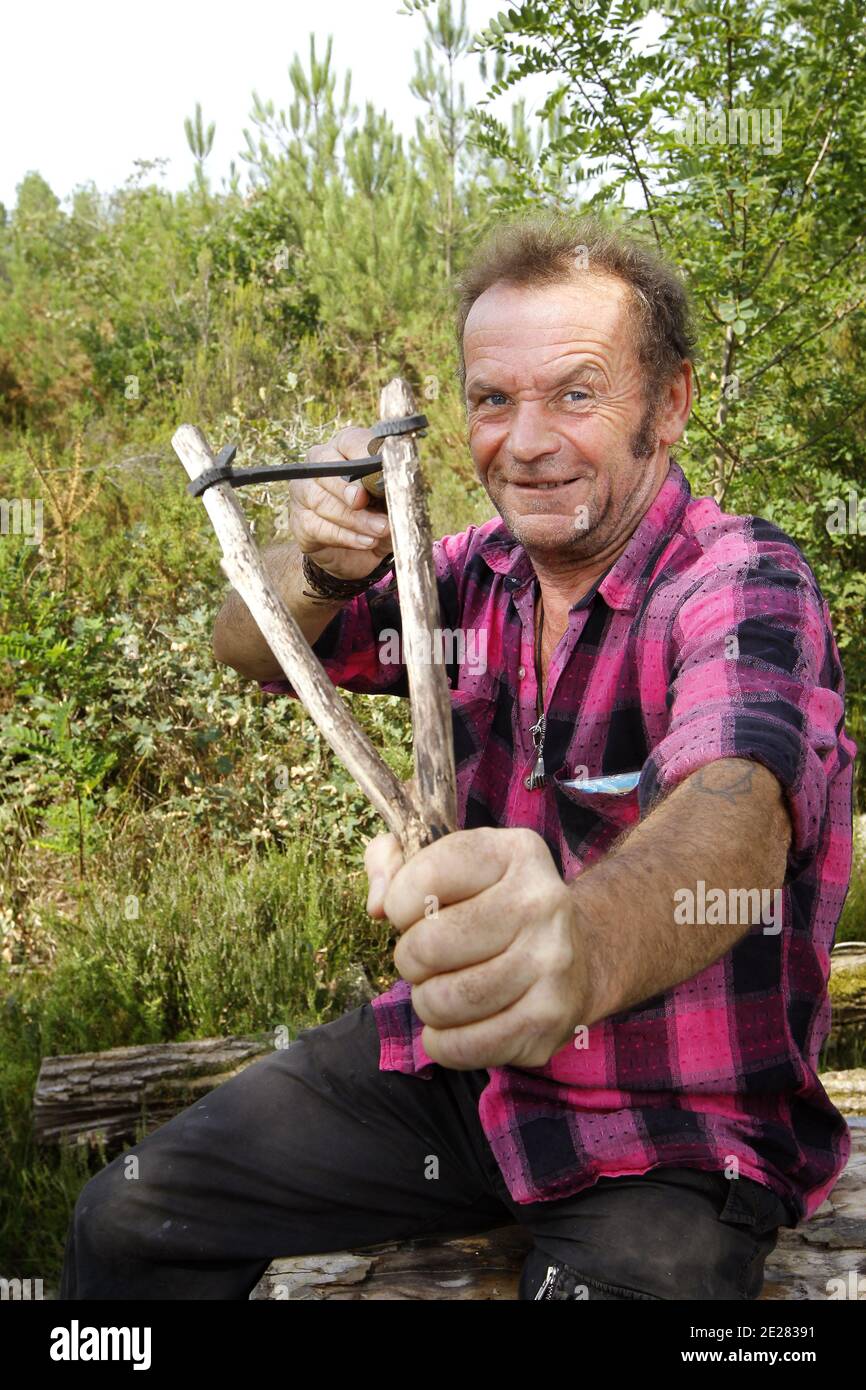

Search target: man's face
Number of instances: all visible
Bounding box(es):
[463,273,687,562]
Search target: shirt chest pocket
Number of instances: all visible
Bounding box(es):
[552,769,643,848]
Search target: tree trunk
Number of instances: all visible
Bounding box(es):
[32,1036,272,1148]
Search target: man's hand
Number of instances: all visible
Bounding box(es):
[364,760,792,1072]
[289,426,392,582]
[364,827,589,1070]
[213,425,392,679]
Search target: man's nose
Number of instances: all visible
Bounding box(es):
[507,400,562,463]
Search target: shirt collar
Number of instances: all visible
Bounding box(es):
[479,460,692,613]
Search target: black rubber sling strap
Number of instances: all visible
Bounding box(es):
[186,414,429,498]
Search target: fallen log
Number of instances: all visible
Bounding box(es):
[32,1035,272,1148]
[821,1068,866,1116]
[759,1118,866,1301]
[824,942,866,1070]
[33,944,865,1150]
[249,1225,535,1301]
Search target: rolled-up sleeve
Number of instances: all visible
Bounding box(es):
[638,545,849,862]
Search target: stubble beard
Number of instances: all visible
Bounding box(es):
[629,390,661,460]
[490,392,663,560]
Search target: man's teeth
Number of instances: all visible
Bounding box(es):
[511,477,580,489]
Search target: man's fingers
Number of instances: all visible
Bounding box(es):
[382,828,515,933]
[418,975,569,1069]
[393,889,517,979]
[296,512,380,551]
[331,425,378,460]
[314,477,389,536]
[364,833,405,917]
[304,427,377,468]
[408,943,534,1028]
[295,476,387,533]
[298,450,371,506]
[419,1006,527,1071]
[291,478,390,546]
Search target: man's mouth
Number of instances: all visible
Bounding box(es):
[510,476,583,491]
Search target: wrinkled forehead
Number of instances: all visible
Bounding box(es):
[462,273,638,384]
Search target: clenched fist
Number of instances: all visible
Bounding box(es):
[289,426,392,582]
[364,827,593,1070]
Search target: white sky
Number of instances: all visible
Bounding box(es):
[1,0,558,209]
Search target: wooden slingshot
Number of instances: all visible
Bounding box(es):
[171,377,457,858]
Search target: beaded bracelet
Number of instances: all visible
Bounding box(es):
[301,550,395,602]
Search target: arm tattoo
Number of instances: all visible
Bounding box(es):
[692,762,756,803]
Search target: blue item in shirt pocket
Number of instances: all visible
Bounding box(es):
[558,772,641,794]
[553,767,643,834]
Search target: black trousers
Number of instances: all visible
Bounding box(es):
[59,1002,792,1301]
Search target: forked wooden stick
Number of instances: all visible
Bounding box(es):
[171,377,456,857]
[377,378,457,844]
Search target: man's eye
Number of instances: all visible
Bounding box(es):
[481,393,509,406]
[564,390,590,404]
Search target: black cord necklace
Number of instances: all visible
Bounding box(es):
[526,586,547,790]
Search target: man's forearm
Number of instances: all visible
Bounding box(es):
[572,759,793,1028]
[212,542,345,682]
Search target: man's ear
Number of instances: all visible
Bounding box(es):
[657,361,693,448]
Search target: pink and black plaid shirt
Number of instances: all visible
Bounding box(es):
[262,460,856,1221]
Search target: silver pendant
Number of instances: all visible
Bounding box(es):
[525,714,546,790]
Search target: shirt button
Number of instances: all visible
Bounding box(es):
[518,665,526,679]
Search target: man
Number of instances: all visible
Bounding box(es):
[61,213,855,1301]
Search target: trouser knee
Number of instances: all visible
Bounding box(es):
[68,1157,144,1264]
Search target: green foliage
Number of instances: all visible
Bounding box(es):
[0,535,417,888]
[0,0,863,1284]
[185,102,215,166]
[0,838,394,1288]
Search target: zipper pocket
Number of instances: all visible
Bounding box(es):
[534,1263,560,1300]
